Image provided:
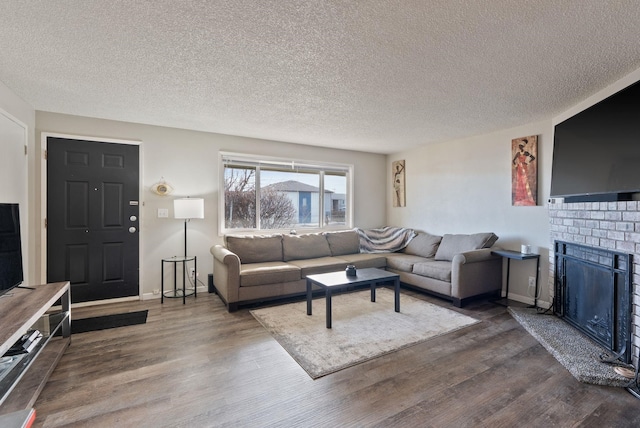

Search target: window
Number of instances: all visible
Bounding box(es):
[220,152,352,233]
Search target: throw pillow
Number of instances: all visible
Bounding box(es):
[283,233,332,261]
[403,232,442,258]
[325,230,360,256]
[434,232,499,261]
[226,234,284,264]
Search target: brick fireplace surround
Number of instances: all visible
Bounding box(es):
[548,199,640,368]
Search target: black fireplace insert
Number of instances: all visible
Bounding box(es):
[554,240,633,364]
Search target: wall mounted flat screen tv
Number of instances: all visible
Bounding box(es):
[550,80,640,202]
[0,203,24,296]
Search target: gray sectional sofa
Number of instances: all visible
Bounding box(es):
[211,229,502,312]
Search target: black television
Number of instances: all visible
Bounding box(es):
[0,203,24,296]
[550,79,640,202]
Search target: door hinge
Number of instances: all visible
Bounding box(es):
[24,145,27,156]
[44,218,47,228]
[44,150,47,160]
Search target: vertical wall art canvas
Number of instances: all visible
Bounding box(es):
[392,160,406,207]
[512,135,538,206]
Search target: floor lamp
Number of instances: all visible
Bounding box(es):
[174,197,205,257]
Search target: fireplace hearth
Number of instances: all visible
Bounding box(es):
[554,240,632,364]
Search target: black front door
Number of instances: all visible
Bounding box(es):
[47,137,140,303]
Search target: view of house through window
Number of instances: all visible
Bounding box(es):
[221,153,351,232]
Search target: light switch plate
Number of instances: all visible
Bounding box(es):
[157,208,169,218]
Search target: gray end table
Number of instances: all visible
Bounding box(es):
[491,249,540,308]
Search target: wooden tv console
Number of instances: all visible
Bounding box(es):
[0,282,71,415]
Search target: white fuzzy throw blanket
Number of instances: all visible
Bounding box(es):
[356,227,416,253]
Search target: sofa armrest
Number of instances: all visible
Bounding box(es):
[451,248,502,300]
[452,248,497,265]
[211,245,241,306]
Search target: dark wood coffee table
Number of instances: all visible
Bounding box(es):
[306,268,401,328]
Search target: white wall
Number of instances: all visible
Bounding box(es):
[387,120,554,306]
[0,80,35,285]
[24,64,640,305]
[35,112,387,299]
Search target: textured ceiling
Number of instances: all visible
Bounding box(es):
[1,1,640,154]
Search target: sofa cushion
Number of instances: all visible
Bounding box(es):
[336,253,387,269]
[403,232,442,258]
[226,234,283,264]
[385,253,428,272]
[239,262,301,287]
[412,260,452,282]
[282,233,332,261]
[434,233,499,261]
[287,257,348,277]
[325,230,360,256]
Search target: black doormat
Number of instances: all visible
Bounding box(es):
[71,310,148,334]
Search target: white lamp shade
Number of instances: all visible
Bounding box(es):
[174,198,204,219]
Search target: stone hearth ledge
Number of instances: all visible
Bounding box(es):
[509,307,632,387]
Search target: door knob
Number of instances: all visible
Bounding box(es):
[129,227,136,233]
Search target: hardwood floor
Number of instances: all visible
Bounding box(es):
[32,289,640,427]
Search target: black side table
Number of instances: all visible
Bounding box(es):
[161,256,197,304]
[491,249,540,308]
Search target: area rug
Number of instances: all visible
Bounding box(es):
[508,307,632,387]
[71,310,148,334]
[250,288,479,379]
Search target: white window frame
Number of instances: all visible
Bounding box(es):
[219,151,353,235]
